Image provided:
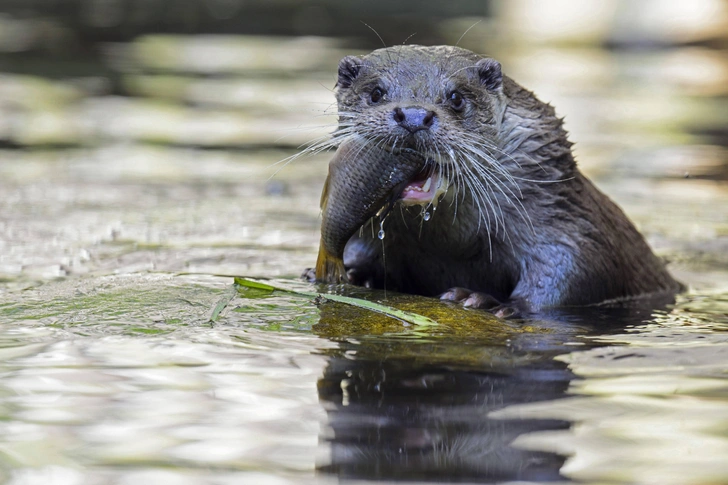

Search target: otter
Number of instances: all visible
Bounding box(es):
[310,45,683,315]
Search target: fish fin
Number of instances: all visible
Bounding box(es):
[315,240,347,283]
[319,174,331,210]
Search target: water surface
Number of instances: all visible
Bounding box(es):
[1,25,727,485]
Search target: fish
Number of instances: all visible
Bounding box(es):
[315,137,425,283]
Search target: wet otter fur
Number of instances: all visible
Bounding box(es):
[312,45,682,314]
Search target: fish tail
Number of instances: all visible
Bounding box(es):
[315,241,347,283]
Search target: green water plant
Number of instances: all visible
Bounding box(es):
[233,277,439,328]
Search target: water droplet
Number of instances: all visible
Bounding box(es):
[423,211,431,221]
[377,220,386,240]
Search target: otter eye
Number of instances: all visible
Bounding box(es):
[448,91,465,110]
[370,87,384,103]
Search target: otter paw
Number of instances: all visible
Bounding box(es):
[492,305,518,318]
[440,288,501,310]
[439,287,473,302]
[463,292,502,310]
[301,267,316,283]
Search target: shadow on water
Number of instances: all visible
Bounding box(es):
[309,289,678,483]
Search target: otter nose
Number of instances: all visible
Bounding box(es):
[393,106,436,133]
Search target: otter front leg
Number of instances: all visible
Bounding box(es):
[441,250,574,315]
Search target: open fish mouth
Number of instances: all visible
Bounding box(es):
[398,162,447,207]
[379,146,449,208]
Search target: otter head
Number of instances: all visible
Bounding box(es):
[333,45,508,210]
[316,46,518,283]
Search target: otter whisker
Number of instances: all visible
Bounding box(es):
[458,134,526,195]
[466,159,535,236]
[455,159,497,257]
[455,20,482,47]
[465,134,563,182]
[444,62,486,82]
[459,157,498,236]
[271,134,348,175]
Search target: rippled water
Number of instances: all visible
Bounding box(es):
[1,19,728,485]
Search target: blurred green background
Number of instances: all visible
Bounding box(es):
[0,0,726,151]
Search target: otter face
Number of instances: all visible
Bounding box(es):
[332,45,508,209]
[335,45,505,151]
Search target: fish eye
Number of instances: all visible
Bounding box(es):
[370,87,384,103]
[448,91,465,110]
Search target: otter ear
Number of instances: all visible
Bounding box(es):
[337,56,363,89]
[475,58,502,91]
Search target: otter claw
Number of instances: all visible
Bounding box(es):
[462,292,501,310]
[440,287,518,317]
[439,287,473,302]
[441,287,501,309]
[493,305,517,318]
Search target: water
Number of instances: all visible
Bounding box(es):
[1,12,728,485]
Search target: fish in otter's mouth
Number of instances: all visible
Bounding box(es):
[314,140,447,283]
[397,163,447,208]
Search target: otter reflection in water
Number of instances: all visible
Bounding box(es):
[312,295,674,482]
[310,45,682,316]
[316,342,570,481]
